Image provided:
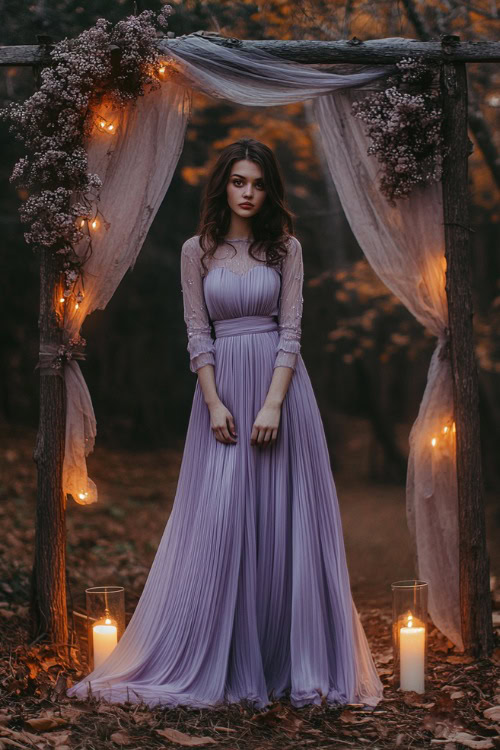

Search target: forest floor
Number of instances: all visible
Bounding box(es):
[0,424,499,750]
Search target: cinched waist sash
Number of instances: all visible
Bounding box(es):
[213,315,278,338]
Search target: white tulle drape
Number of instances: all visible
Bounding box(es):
[313,89,461,649]
[62,80,191,504]
[63,34,461,647]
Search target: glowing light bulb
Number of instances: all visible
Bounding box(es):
[80,219,85,227]
[59,297,65,303]
[443,425,449,434]
[97,115,117,134]
[91,219,98,229]
[75,303,79,310]
[78,491,88,500]
[431,437,437,447]
[159,65,166,73]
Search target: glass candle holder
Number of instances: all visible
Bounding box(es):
[391,580,428,694]
[86,586,125,671]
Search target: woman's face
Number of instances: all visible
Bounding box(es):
[226,159,267,219]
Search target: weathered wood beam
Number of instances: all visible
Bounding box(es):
[1,37,500,67]
[30,62,68,647]
[31,245,68,645]
[440,60,493,657]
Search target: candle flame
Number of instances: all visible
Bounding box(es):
[59,297,65,303]
[91,219,98,229]
[407,614,413,628]
[431,437,437,447]
[78,491,88,500]
[443,425,448,434]
[159,66,166,73]
[105,617,111,625]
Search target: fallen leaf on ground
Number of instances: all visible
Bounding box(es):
[446,654,475,664]
[376,653,393,664]
[339,709,371,724]
[155,727,216,746]
[26,717,67,731]
[446,732,493,749]
[110,731,133,745]
[483,706,500,721]
[47,730,71,747]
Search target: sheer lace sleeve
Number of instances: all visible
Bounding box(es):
[274,236,304,371]
[181,236,216,373]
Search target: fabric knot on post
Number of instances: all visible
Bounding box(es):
[37,334,87,375]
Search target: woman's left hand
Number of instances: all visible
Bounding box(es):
[250,404,281,448]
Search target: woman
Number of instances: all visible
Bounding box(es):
[67,137,383,710]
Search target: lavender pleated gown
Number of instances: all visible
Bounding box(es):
[67,235,383,710]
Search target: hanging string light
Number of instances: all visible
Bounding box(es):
[95,113,118,135]
[430,421,456,448]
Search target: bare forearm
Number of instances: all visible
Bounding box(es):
[196,364,221,408]
[263,365,294,407]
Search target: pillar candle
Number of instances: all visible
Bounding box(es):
[93,622,117,668]
[399,617,425,693]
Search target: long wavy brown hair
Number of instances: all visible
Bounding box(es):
[196,138,296,275]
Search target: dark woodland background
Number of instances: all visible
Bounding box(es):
[0,1,499,592]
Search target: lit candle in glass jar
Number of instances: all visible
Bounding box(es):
[399,614,425,693]
[92,616,117,668]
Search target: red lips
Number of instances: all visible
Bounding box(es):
[239,203,254,208]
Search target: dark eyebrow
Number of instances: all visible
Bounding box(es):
[231,174,264,180]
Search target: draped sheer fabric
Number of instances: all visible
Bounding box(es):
[180,235,303,372]
[164,34,396,106]
[312,89,461,649]
[62,80,191,504]
[61,33,462,647]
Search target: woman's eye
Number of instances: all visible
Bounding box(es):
[232,179,264,189]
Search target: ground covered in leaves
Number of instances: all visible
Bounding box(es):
[0,425,499,750]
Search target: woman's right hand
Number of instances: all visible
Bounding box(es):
[209,401,238,445]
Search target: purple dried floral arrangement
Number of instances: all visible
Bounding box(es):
[351,57,448,206]
[0,6,173,312]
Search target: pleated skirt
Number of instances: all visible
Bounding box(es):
[66,326,383,709]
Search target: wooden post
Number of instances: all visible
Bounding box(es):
[30,57,68,646]
[440,53,493,656]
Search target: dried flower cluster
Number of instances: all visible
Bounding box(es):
[351,57,448,206]
[0,5,173,359]
[51,334,87,370]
